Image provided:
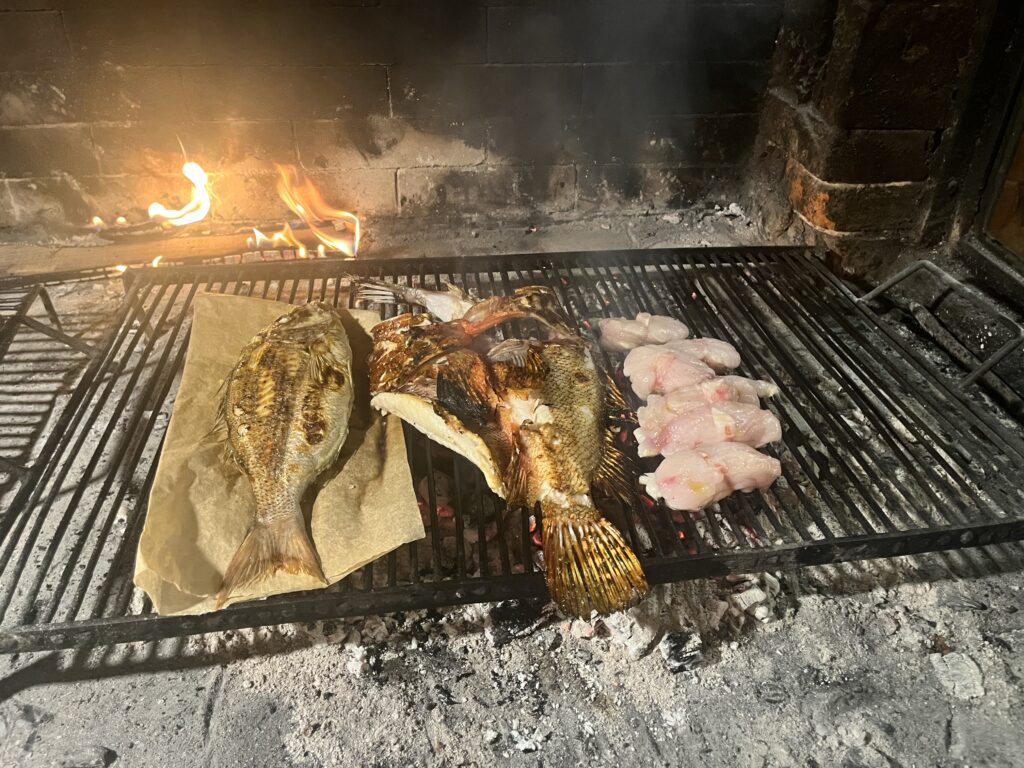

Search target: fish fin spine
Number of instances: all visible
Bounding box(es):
[541,509,648,618]
[215,516,326,608]
[593,425,638,505]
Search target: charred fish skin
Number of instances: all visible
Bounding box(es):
[216,302,354,608]
[512,344,648,617]
[367,287,649,618]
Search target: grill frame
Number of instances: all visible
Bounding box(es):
[1,246,1022,653]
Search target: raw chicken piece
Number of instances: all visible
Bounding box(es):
[704,442,782,493]
[634,400,782,457]
[640,443,781,511]
[597,312,689,352]
[663,338,742,371]
[661,375,779,408]
[623,346,715,399]
[640,450,721,511]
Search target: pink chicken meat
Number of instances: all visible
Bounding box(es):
[635,398,782,457]
[623,345,716,399]
[597,312,689,352]
[662,338,742,371]
[640,443,781,511]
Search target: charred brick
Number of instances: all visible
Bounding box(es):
[181,66,388,121]
[295,117,486,170]
[488,3,780,64]
[92,121,297,176]
[0,11,69,70]
[582,63,769,116]
[391,65,582,120]
[786,158,927,234]
[398,165,574,215]
[0,126,99,177]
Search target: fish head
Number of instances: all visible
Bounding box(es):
[270,302,342,335]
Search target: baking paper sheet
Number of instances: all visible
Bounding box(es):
[134,293,424,615]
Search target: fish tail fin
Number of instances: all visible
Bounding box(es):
[541,508,648,617]
[215,516,326,608]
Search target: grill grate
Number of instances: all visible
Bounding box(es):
[1,247,1023,653]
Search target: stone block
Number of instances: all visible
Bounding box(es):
[390,64,582,120]
[486,114,758,167]
[0,126,100,177]
[398,165,574,215]
[786,158,927,234]
[487,2,780,64]
[581,63,769,116]
[92,121,297,175]
[577,164,723,211]
[0,71,76,125]
[0,11,69,69]
[75,65,188,123]
[761,90,937,183]
[180,66,388,121]
[294,117,486,170]
[825,1,980,129]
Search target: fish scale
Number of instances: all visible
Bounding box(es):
[215,302,354,607]
[366,284,649,617]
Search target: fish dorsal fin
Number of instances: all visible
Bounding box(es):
[592,423,638,506]
[487,338,532,367]
[503,434,532,507]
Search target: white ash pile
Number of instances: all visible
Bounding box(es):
[570,572,783,668]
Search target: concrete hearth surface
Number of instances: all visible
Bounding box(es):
[1,548,1022,767]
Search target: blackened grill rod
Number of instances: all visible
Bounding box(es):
[624,257,776,549]
[644,256,831,542]
[702,253,913,534]
[740,252,998,528]
[56,278,201,625]
[550,260,676,557]
[0,280,174,621]
[583,262,685,554]
[774,251,1016,520]
[661,256,843,541]
[645,260,791,544]
[614,258,757,551]
[0,279,148,549]
[807,256,1024,461]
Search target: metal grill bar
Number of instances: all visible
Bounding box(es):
[1,247,1023,653]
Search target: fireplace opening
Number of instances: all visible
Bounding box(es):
[2,3,1024,765]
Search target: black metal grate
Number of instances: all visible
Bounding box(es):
[2,247,1023,653]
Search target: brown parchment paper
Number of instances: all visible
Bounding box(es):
[134,293,424,615]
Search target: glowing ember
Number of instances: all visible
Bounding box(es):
[115,215,128,226]
[151,255,163,267]
[147,161,211,228]
[114,265,127,273]
[258,164,360,257]
[90,216,105,228]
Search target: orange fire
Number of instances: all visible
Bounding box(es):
[148,161,211,228]
[252,223,309,259]
[253,164,360,258]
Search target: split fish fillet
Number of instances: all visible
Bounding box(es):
[365,284,648,618]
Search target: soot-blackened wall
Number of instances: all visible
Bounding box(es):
[0,0,783,232]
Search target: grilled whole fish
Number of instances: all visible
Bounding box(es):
[215,302,353,607]
[365,284,648,617]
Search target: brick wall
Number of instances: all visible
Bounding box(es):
[750,0,997,270]
[0,0,782,232]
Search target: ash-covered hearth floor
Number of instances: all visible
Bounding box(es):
[2,548,1022,767]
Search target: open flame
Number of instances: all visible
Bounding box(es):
[147,161,211,228]
[252,164,360,258]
